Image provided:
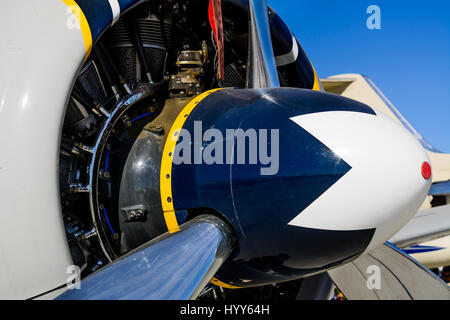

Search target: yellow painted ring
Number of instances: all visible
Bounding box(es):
[159,89,223,233]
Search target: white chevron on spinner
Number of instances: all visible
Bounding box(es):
[108,0,121,25]
[288,110,430,252]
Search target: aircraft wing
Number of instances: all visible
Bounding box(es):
[328,242,450,300]
[430,180,450,197]
[389,204,450,248]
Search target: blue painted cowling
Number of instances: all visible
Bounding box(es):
[170,88,377,287]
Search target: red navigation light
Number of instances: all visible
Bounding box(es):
[421,161,432,180]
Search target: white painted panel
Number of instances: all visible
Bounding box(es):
[0,0,86,298]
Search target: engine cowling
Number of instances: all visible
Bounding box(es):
[120,87,431,288]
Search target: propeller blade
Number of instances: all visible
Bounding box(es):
[328,242,450,300]
[56,215,236,300]
[296,273,335,300]
[246,0,280,88]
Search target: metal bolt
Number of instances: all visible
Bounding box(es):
[136,209,144,218]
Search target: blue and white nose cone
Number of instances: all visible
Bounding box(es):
[168,88,431,287]
[289,109,431,253]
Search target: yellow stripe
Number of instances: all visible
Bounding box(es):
[311,65,321,91]
[159,89,239,289]
[159,89,222,233]
[62,0,92,60]
[210,277,241,289]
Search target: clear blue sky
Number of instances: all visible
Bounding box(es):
[269,0,450,152]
